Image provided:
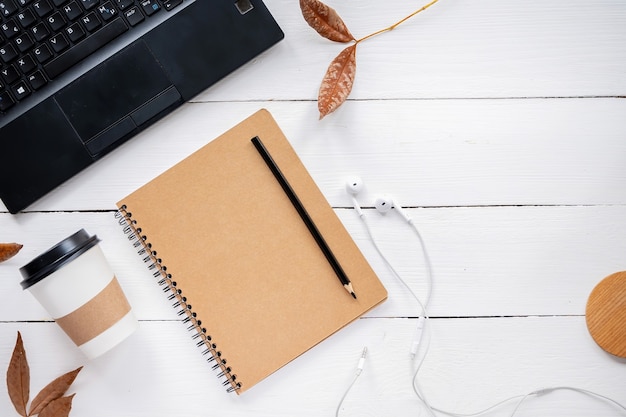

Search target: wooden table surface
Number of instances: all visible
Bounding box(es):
[1,0,625,416]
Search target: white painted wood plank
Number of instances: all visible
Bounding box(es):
[352,204,626,318]
[0,1,623,416]
[0,317,623,417]
[2,206,624,321]
[197,0,626,101]
[3,98,625,213]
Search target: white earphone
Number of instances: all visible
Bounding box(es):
[339,178,626,417]
[374,194,413,223]
[345,176,364,216]
[346,176,413,223]
[345,175,429,355]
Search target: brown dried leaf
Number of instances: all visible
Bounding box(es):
[318,44,357,119]
[0,243,23,263]
[38,394,75,417]
[300,0,355,43]
[6,331,30,417]
[29,367,82,416]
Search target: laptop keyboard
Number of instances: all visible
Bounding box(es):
[0,0,182,112]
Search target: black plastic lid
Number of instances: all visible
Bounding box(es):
[19,229,100,290]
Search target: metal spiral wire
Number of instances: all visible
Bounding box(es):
[115,207,241,393]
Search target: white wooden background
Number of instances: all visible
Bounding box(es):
[1,0,626,416]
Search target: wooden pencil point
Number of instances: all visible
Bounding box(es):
[344,283,357,299]
[252,135,360,300]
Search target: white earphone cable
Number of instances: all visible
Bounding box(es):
[343,179,626,416]
[358,211,437,417]
[335,347,368,417]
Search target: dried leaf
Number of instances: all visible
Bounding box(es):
[38,394,75,417]
[29,367,82,416]
[0,243,23,263]
[6,332,30,417]
[318,44,357,119]
[300,0,354,43]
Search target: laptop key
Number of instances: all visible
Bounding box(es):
[124,6,144,26]
[33,43,52,63]
[14,32,34,52]
[0,90,15,111]
[62,1,83,21]
[43,17,128,79]
[97,1,117,21]
[161,0,182,11]
[82,12,101,32]
[17,9,37,28]
[31,22,50,41]
[139,0,160,16]
[65,22,85,42]
[0,43,18,63]
[0,0,18,17]
[115,0,133,11]
[46,12,66,32]
[1,19,20,39]
[27,69,47,89]
[1,64,19,83]
[49,32,69,52]
[16,53,36,73]
[11,80,30,100]
[81,0,98,10]
[32,0,53,17]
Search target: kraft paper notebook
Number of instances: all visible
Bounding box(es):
[116,109,387,394]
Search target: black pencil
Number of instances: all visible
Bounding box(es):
[251,136,356,299]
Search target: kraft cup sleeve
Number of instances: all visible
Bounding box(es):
[55,276,132,346]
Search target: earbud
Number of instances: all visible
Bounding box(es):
[345,176,364,216]
[346,177,413,223]
[345,175,427,363]
[346,176,364,196]
[375,194,412,224]
[374,195,393,214]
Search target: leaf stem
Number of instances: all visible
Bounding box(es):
[355,0,440,44]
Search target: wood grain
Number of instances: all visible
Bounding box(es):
[0,317,623,417]
[3,98,625,212]
[0,1,625,415]
[586,271,626,358]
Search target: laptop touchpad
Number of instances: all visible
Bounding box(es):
[56,40,181,156]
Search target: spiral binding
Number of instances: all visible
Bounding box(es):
[115,206,241,393]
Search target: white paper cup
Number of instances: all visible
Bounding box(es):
[20,229,138,359]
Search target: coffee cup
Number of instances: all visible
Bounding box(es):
[20,229,138,359]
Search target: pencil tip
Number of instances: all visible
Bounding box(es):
[344,283,357,299]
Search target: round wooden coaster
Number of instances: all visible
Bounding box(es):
[585,271,626,358]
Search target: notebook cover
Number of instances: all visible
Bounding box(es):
[117,109,387,393]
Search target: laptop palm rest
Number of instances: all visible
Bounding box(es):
[55,40,181,157]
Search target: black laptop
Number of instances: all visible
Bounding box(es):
[0,0,283,213]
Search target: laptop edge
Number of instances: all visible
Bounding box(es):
[0,0,283,213]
